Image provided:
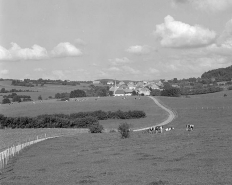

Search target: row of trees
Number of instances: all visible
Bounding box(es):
[0,88,37,93]
[0,110,145,129]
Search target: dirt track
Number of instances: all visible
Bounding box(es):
[133,96,176,131]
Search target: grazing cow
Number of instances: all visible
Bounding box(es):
[155,126,163,133]
[186,124,194,131]
[165,127,174,131]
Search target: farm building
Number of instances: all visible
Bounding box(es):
[92,81,100,84]
[107,81,114,85]
[114,89,125,96]
[124,89,133,96]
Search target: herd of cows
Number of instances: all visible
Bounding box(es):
[144,124,194,134]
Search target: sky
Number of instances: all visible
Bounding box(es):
[0,0,232,81]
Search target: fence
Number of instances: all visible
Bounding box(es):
[0,134,60,171]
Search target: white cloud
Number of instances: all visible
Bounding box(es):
[52,70,67,80]
[0,43,48,61]
[172,0,232,12]
[109,57,131,65]
[126,45,152,54]
[122,66,141,74]
[154,15,216,48]
[51,42,82,57]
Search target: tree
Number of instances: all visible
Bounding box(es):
[2,98,11,104]
[0,88,6,93]
[12,95,21,102]
[70,90,86,98]
[132,90,137,96]
[118,122,130,139]
[38,95,42,100]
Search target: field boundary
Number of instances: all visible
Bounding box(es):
[133,96,177,132]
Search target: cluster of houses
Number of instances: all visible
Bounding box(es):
[107,80,163,96]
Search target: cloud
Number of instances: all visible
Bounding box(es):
[154,15,216,48]
[109,57,131,65]
[172,0,232,12]
[126,45,152,54]
[206,19,232,56]
[122,66,141,74]
[52,70,67,80]
[51,42,82,57]
[149,68,160,74]
[0,43,48,61]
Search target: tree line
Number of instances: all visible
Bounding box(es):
[0,110,146,129]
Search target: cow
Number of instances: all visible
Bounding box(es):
[165,127,174,131]
[186,124,194,131]
[154,126,163,133]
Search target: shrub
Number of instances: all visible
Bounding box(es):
[2,98,11,104]
[118,122,130,139]
[89,123,104,133]
[72,116,99,128]
[228,86,232,90]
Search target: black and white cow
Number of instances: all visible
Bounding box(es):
[165,127,174,131]
[186,124,194,131]
[155,126,163,133]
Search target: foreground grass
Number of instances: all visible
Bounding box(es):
[1,92,232,184]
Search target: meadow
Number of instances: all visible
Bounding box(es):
[0,80,89,101]
[1,90,232,184]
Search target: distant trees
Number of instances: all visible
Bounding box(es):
[12,95,21,102]
[2,98,11,104]
[70,90,86,98]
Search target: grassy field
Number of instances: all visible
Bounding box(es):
[1,91,232,184]
[0,80,89,101]
[0,96,168,130]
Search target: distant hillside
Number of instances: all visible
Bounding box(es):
[96,79,139,84]
[201,65,232,81]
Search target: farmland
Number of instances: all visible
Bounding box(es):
[1,91,232,184]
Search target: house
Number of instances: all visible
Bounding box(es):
[128,84,136,90]
[114,89,125,96]
[136,82,144,88]
[119,84,128,89]
[109,86,118,92]
[124,89,133,96]
[217,81,227,86]
[118,81,125,85]
[172,84,180,88]
[150,84,160,90]
[107,81,114,85]
[138,87,150,96]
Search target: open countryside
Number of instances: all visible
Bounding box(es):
[1,1,232,184]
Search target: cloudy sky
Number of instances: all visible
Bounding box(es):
[1,0,232,81]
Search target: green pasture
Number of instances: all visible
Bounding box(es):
[0,80,89,101]
[0,96,168,130]
[1,92,232,184]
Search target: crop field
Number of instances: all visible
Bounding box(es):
[1,92,232,184]
[0,80,90,101]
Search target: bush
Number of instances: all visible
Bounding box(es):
[118,122,130,139]
[228,86,232,90]
[2,98,11,104]
[89,123,104,133]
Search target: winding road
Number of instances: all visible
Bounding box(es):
[133,96,176,132]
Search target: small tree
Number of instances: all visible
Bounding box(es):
[118,122,130,139]
[38,95,42,100]
[2,98,11,104]
[12,95,21,102]
[89,123,104,133]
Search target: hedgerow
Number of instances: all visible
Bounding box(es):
[0,110,146,129]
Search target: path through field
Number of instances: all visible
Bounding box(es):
[133,96,176,131]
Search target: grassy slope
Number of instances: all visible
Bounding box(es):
[1,91,232,184]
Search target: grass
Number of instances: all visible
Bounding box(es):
[1,91,232,184]
[0,96,167,130]
[0,80,90,101]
